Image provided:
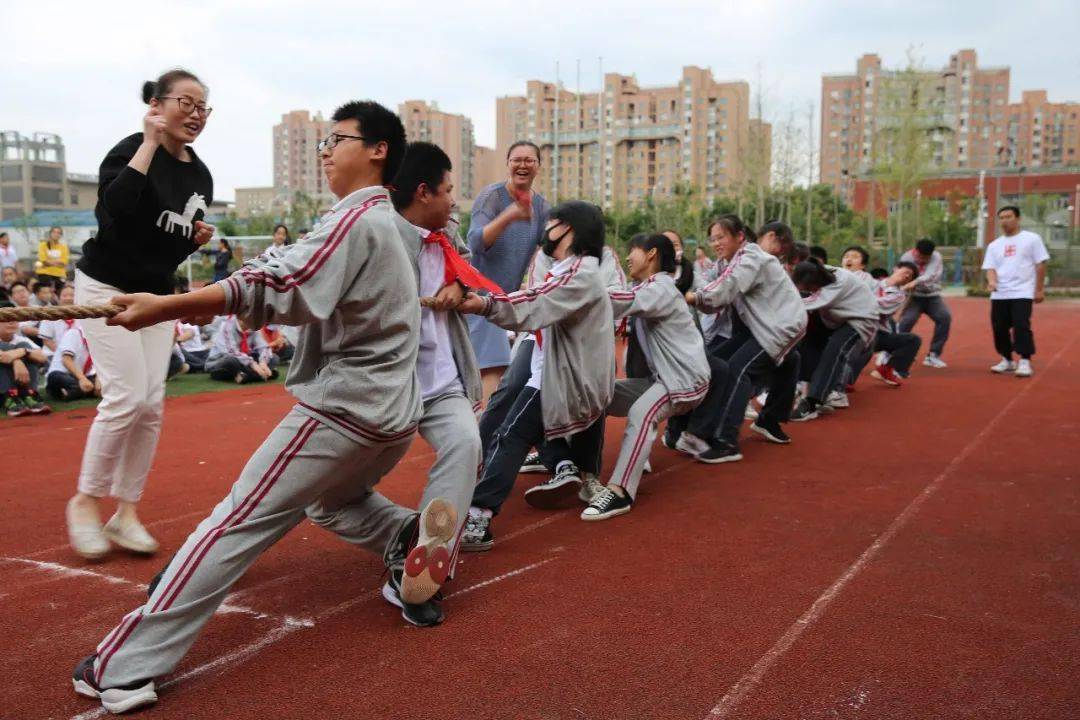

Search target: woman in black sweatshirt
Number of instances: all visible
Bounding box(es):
[67,69,215,561]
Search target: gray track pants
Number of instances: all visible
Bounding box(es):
[606,379,677,500]
[416,392,482,571]
[92,407,415,688]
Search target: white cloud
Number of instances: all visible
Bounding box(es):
[3,0,1077,201]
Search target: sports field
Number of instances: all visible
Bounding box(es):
[3,296,1077,719]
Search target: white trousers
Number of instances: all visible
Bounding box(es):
[74,270,174,503]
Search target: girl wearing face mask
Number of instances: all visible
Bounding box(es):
[457,201,614,551]
[67,69,215,561]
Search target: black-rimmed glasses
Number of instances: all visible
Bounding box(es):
[159,96,212,117]
[317,133,373,154]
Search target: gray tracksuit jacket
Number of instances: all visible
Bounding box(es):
[392,213,482,407]
[479,254,615,440]
[802,268,881,347]
[693,242,806,363]
[608,272,711,415]
[900,249,944,297]
[219,186,423,445]
[873,279,909,327]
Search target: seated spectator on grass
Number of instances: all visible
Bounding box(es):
[30,280,56,307]
[0,309,52,416]
[175,321,209,372]
[7,281,43,345]
[257,324,294,364]
[1,266,19,301]
[166,344,189,380]
[205,315,279,384]
[45,322,100,401]
[37,284,77,355]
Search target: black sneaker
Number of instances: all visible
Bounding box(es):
[695,442,743,464]
[523,462,583,510]
[789,399,819,423]
[661,428,680,450]
[72,654,158,714]
[750,418,791,444]
[460,511,494,553]
[580,487,633,521]
[146,553,177,598]
[519,451,547,474]
[382,568,444,627]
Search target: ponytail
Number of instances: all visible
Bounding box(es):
[791,260,836,291]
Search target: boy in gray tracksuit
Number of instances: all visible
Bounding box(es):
[583,233,710,521]
[73,102,457,715]
[385,141,488,625]
[791,264,879,421]
[690,239,807,462]
[898,238,951,367]
[459,201,614,550]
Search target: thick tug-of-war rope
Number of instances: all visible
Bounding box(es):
[0,299,444,322]
[0,304,123,322]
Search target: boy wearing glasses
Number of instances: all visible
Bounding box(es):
[72,101,457,714]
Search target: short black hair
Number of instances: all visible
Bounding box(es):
[506,140,541,162]
[791,260,836,290]
[0,232,8,239]
[870,267,889,279]
[9,281,28,291]
[809,245,828,263]
[915,238,936,256]
[390,142,452,212]
[33,283,51,294]
[842,245,869,267]
[793,242,811,263]
[549,201,604,260]
[331,100,407,184]
[895,260,920,277]
[629,233,677,274]
[998,205,1021,218]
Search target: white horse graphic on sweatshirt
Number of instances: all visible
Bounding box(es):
[157,193,207,239]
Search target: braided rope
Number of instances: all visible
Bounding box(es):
[0,304,122,323]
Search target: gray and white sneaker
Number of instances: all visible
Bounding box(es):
[674,432,710,457]
[578,472,605,503]
[825,390,849,409]
[990,358,1016,374]
[581,488,633,521]
[1015,358,1033,377]
[523,461,583,509]
[460,508,493,552]
[72,655,157,714]
[923,353,948,369]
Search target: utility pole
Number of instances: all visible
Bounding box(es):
[806,102,814,243]
[976,170,987,249]
[553,61,560,204]
[576,58,582,200]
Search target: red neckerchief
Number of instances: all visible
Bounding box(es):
[237,319,251,355]
[423,231,502,294]
[78,328,93,375]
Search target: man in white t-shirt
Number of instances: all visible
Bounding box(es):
[981,205,1050,378]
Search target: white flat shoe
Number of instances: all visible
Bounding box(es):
[66,499,110,560]
[103,515,160,555]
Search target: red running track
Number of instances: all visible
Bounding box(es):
[1,297,1077,719]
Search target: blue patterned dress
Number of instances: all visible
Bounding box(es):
[466,182,550,368]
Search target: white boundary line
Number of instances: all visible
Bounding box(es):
[67,557,558,720]
[704,332,1077,718]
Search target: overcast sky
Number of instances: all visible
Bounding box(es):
[5,0,1078,201]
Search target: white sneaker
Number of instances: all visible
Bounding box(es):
[744,403,759,420]
[643,459,652,474]
[1015,359,1033,378]
[825,390,850,409]
[675,432,710,457]
[102,515,160,555]
[990,358,1016,374]
[923,354,948,369]
[66,498,110,560]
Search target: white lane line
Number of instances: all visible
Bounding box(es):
[704,332,1076,719]
[0,556,282,621]
[67,557,558,719]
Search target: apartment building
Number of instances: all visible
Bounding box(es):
[496,66,770,208]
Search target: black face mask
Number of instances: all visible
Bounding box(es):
[541,223,572,257]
